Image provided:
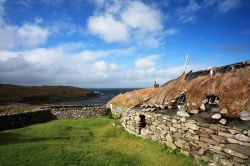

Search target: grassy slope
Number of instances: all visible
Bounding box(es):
[0,84,91,105]
[0,117,199,166]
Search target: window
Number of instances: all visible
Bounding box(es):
[172,95,186,109]
[207,95,219,104]
[205,95,219,111]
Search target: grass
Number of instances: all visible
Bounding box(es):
[0,117,199,166]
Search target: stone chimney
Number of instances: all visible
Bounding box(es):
[153,81,159,88]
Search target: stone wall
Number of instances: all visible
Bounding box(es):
[0,104,110,131]
[50,105,110,119]
[110,105,250,166]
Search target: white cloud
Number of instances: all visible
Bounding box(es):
[217,0,240,14]
[135,55,159,69]
[164,28,179,35]
[0,46,123,87]
[88,14,128,43]
[17,23,49,48]
[177,0,201,23]
[0,56,30,72]
[177,0,241,23]
[0,25,16,49]
[203,0,241,14]
[203,0,218,7]
[0,43,209,87]
[0,23,49,50]
[0,1,49,50]
[121,1,163,32]
[142,37,160,48]
[87,0,171,46]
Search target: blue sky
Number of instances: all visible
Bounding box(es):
[0,0,249,88]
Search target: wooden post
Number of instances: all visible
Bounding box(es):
[184,54,189,74]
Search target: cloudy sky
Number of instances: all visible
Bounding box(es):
[0,0,249,88]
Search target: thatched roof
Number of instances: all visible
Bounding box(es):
[109,60,250,117]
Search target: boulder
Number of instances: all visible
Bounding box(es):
[170,127,177,132]
[239,111,250,121]
[242,130,248,134]
[225,144,250,156]
[165,141,177,149]
[214,99,219,104]
[177,111,190,117]
[209,145,222,151]
[211,107,220,112]
[180,117,187,122]
[202,99,208,104]
[218,131,233,138]
[211,113,221,119]
[190,110,199,114]
[219,159,233,166]
[220,108,227,114]
[166,134,173,142]
[228,128,242,135]
[160,105,166,109]
[177,105,186,111]
[219,119,227,125]
[150,108,156,112]
[223,148,248,159]
[185,123,199,130]
[235,134,250,142]
[200,103,206,111]
[154,104,160,108]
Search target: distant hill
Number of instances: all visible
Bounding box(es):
[0,84,95,105]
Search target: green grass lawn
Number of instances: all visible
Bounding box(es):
[0,117,199,166]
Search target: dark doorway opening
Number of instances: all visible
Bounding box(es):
[139,115,146,128]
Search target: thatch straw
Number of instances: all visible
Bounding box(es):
[109,61,250,116]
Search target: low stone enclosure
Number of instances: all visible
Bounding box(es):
[0,104,110,131]
[110,104,250,166]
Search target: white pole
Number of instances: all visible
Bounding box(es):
[184,54,189,73]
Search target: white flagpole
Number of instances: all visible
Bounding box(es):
[184,54,189,73]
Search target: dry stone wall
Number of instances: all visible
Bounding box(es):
[0,104,110,131]
[49,105,110,119]
[110,105,250,166]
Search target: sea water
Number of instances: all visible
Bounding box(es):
[55,88,139,105]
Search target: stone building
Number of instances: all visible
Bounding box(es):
[108,60,250,166]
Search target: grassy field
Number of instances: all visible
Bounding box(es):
[0,117,199,166]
